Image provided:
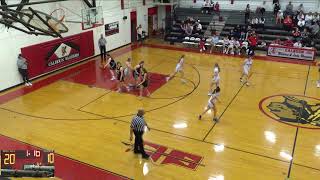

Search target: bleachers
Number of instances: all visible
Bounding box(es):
[165,8,222,45]
[219,10,320,55]
[166,7,320,55]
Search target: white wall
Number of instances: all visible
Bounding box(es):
[0,0,155,91]
[178,0,320,12]
[157,6,167,29]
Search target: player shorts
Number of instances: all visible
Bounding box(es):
[175,65,182,73]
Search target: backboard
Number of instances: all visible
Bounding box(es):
[81,6,104,30]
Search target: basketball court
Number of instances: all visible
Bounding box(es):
[0,0,320,179]
[0,43,319,179]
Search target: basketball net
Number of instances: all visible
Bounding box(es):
[48,8,66,33]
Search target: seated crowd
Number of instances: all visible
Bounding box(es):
[274,1,319,47]
[201,0,220,14]
[179,17,203,36]
[207,25,266,55]
[173,1,317,55]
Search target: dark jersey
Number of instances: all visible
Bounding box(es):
[141,69,148,87]
[109,59,116,70]
[116,66,124,82]
[133,65,142,79]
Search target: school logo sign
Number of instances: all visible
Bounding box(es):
[46,42,80,67]
[259,95,320,129]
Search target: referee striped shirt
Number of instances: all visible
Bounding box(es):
[131,115,146,132]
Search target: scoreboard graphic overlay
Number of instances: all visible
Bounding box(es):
[0,150,55,177]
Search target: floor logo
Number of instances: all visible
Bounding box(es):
[123,141,204,170]
[259,95,320,129]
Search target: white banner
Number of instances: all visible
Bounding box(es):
[267,45,315,61]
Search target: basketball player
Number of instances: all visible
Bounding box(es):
[240,55,253,86]
[137,68,150,98]
[199,86,221,122]
[116,62,129,92]
[133,61,144,86]
[104,54,117,80]
[209,63,220,95]
[166,55,185,82]
[317,61,320,88]
[124,58,134,86]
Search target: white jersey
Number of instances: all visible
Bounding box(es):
[243,58,253,75]
[175,58,184,72]
[228,40,234,47]
[124,61,132,76]
[208,93,219,108]
[212,67,220,85]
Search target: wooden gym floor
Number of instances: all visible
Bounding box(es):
[0,44,319,180]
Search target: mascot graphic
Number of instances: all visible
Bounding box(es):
[267,96,320,127]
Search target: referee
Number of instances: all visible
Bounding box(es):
[130,109,150,159]
[98,34,107,63]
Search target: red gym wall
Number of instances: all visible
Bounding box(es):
[21,31,94,78]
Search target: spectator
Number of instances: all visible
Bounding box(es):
[296,3,304,14]
[240,25,247,41]
[293,40,302,47]
[301,28,311,46]
[226,37,235,55]
[194,20,202,34]
[258,17,265,30]
[292,27,301,41]
[257,41,267,48]
[244,4,251,24]
[305,12,314,27]
[199,37,206,52]
[260,1,267,17]
[283,15,293,31]
[185,24,193,36]
[240,40,249,55]
[310,21,320,38]
[284,1,294,17]
[202,0,211,14]
[223,36,229,54]
[251,17,259,29]
[228,29,235,39]
[313,12,320,22]
[214,2,220,15]
[17,54,32,86]
[276,10,284,24]
[248,33,258,49]
[284,37,294,47]
[245,26,253,40]
[180,21,187,32]
[274,2,281,16]
[210,34,220,53]
[234,25,241,39]
[136,24,143,44]
[297,12,305,30]
[234,39,241,55]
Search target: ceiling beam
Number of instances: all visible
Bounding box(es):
[0,0,68,8]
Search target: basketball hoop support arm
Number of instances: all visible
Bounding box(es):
[82,0,96,8]
[28,7,62,38]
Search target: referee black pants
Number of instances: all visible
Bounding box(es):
[133,130,147,156]
[99,45,106,60]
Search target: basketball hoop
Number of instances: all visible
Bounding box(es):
[19,9,68,34]
[49,8,66,33]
